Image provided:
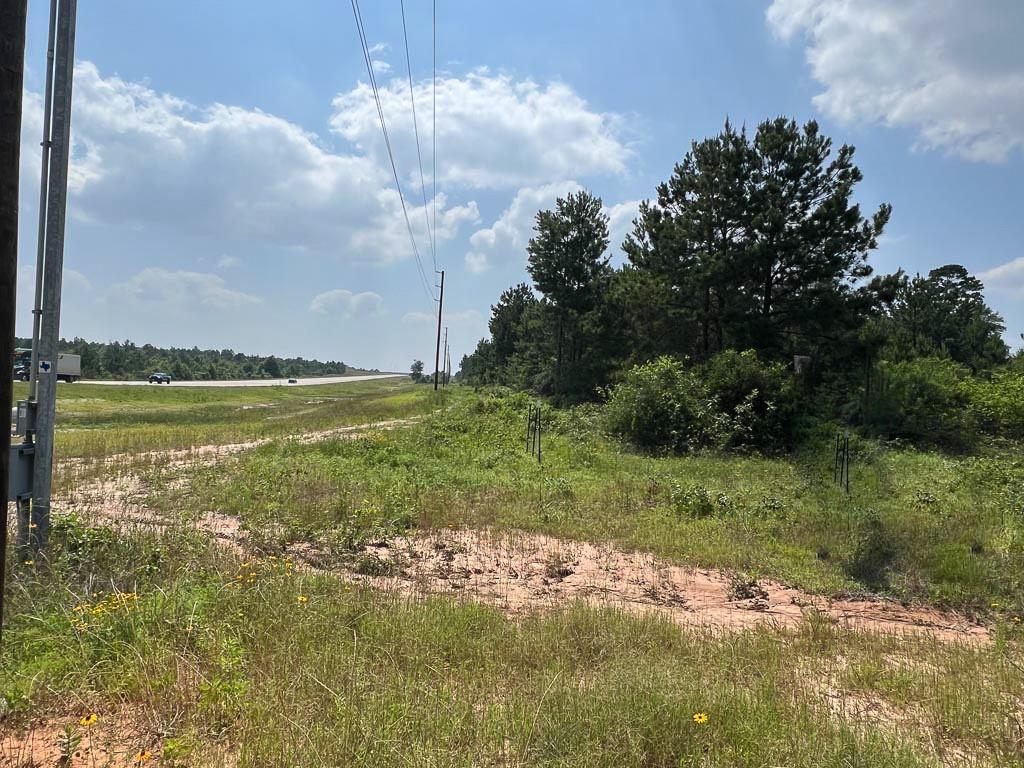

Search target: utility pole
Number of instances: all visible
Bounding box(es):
[433,269,444,391]
[17,0,57,551]
[1,0,30,644]
[30,0,77,552]
[441,327,448,387]
[445,336,451,385]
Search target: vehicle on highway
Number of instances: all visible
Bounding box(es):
[12,349,80,382]
[148,372,172,384]
[287,378,297,384]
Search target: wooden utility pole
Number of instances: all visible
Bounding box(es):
[1,0,30,644]
[433,270,444,391]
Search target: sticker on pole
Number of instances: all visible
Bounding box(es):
[38,360,52,373]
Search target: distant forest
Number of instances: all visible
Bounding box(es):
[13,337,361,381]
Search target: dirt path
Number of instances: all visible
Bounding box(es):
[348,528,990,644]
[60,468,991,645]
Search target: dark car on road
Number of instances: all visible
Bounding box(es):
[148,372,172,384]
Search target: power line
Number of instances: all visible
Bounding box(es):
[400,0,436,270]
[350,0,434,302]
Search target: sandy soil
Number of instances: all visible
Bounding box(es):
[348,527,990,644]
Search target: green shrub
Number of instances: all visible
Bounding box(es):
[968,369,1024,438]
[603,357,716,451]
[862,357,978,451]
[696,350,796,451]
[606,353,796,453]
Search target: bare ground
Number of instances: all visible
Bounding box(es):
[54,455,992,645]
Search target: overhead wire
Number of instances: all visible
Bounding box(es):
[349,0,435,302]
[400,0,437,270]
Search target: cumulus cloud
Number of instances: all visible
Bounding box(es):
[464,181,582,273]
[979,256,1024,298]
[109,268,260,309]
[605,199,642,261]
[217,254,240,269]
[331,71,631,189]
[371,60,391,75]
[766,0,1024,162]
[464,183,640,273]
[309,289,384,317]
[27,62,475,265]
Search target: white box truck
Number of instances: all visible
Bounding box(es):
[56,353,81,382]
[12,349,81,382]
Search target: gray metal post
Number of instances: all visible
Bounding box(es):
[28,0,58,401]
[433,270,444,391]
[31,0,77,552]
[17,0,58,551]
[2,0,30,644]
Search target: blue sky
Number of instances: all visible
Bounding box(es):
[15,0,1024,370]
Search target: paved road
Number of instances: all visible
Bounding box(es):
[78,373,406,388]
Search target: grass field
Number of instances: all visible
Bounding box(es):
[3,383,1023,767]
[11,379,435,460]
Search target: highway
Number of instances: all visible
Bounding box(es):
[78,373,406,388]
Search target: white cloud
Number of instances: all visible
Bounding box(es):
[217,254,241,269]
[331,71,630,189]
[464,181,581,273]
[309,289,384,317]
[767,0,1024,162]
[605,199,641,260]
[109,268,261,309]
[979,256,1024,298]
[28,62,475,265]
[371,60,391,75]
[368,42,390,55]
[464,184,640,273]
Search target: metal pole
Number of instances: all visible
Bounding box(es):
[1,0,30,645]
[433,269,444,391]
[441,327,447,387]
[31,0,77,553]
[17,0,57,551]
[28,0,58,402]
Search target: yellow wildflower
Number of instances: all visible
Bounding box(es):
[133,749,152,762]
[79,713,98,727]
[297,595,309,604]
[692,712,709,725]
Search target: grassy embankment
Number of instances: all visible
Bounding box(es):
[2,383,1023,766]
[10,378,432,460]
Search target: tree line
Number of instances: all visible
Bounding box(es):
[14,336,354,381]
[459,118,1018,448]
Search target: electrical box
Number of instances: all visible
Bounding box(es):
[13,399,34,437]
[7,442,34,502]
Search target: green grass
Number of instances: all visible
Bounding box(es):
[11,378,436,460]
[2,518,1022,767]
[5,386,1024,766]
[182,390,1024,613]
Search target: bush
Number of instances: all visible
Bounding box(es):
[606,352,797,453]
[967,370,1024,439]
[604,357,716,451]
[862,357,978,451]
[696,350,796,451]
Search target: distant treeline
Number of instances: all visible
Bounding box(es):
[13,337,358,381]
